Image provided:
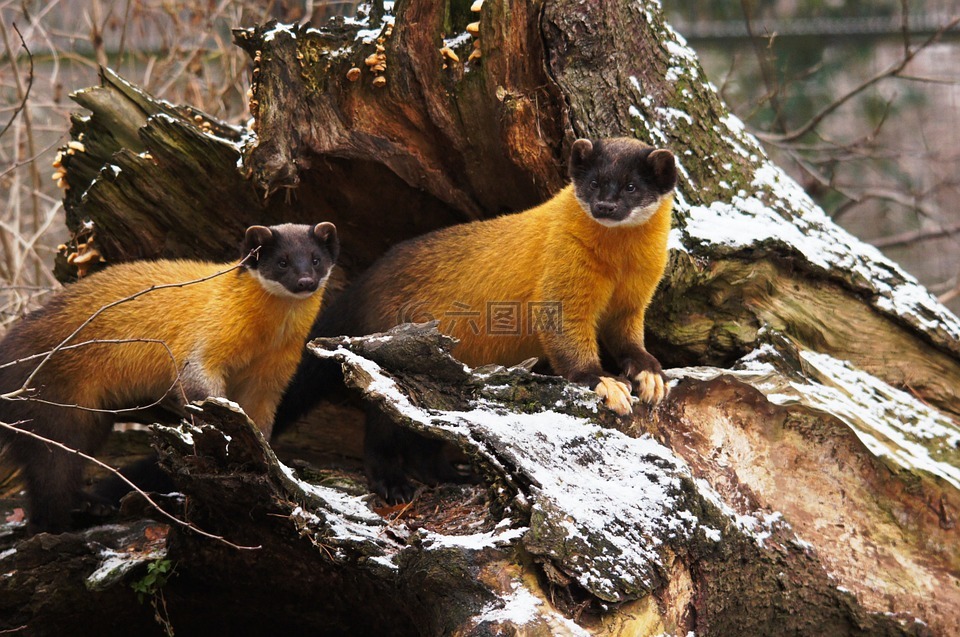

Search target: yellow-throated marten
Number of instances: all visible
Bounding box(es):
[275,137,676,501]
[0,222,338,532]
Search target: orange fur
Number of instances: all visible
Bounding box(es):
[363,185,672,378]
[14,259,324,436]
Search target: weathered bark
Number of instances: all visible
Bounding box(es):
[0,326,938,635]
[5,0,958,634]
[58,3,960,415]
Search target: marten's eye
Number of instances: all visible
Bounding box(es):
[590,180,599,190]
[278,259,288,269]
[626,183,636,193]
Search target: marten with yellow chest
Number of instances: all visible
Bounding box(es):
[0,222,338,532]
[275,137,676,501]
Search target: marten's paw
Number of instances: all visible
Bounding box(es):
[594,376,634,415]
[370,474,419,504]
[620,351,666,404]
[634,369,667,404]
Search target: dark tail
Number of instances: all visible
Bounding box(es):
[271,285,367,438]
[90,454,177,505]
[271,350,344,437]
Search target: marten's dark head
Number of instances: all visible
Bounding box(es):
[241,222,339,298]
[569,138,677,227]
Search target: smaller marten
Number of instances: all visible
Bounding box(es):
[275,137,676,502]
[0,222,338,532]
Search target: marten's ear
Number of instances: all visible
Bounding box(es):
[648,149,677,194]
[313,222,340,263]
[242,225,274,263]
[569,138,595,176]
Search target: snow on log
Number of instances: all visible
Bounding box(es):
[1,330,941,634]
[297,323,928,635]
[661,341,960,635]
[24,0,959,633]
[0,519,172,631]
[307,326,711,603]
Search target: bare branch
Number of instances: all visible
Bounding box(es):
[1,337,187,420]
[0,23,33,142]
[14,254,254,396]
[0,136,66,180]
[0,417,261,551]
[872,221,960,250]
[939,280,960,305]
[740,0,789,135]
[1,20,45,285]
[829,183,943,224]
[756,15,960,144]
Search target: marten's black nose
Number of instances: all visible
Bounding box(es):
[593,202,618,219]
[296,277,318,292]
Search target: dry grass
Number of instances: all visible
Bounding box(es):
[0,0,289,333]
[2,0,958,332]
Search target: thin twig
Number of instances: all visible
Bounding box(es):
[0,23,33,141]
[740,0,788,135]
[0,21,44,285]
[872,221,960,250]
[0,136,66,179]
[757,14,960,144]
[15,256,252,395]
[0,338,185,418]
[939,280,960,305]
[153,0,236,97]
[0,418,261,551]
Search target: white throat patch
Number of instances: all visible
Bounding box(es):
[250,268,328,299]
[619,196,667,227]
[576,194,668,228]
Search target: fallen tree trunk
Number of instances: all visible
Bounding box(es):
[3,0,958,634]
[1,325,941,635]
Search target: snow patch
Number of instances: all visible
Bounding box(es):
[477,582,542,625]
[656,106,693,127]
[369,554,398,570]
[354,2,395,44]
[475,581,590,635]
[312,342,724,601]
[439,405,693,598]
[281,463,387,547]
[674,117,960,344]
[702,526,722,542]
[693,477,787,548]
[86,546,165,589]
[444,32,473,49]
[263,22,295,42]
[87,552,137,585]
[787,351,960,489]
[676,348,960,490]
[420,526,527,551]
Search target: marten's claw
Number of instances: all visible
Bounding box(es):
[595,376,634,415]
[635,370,666,404]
